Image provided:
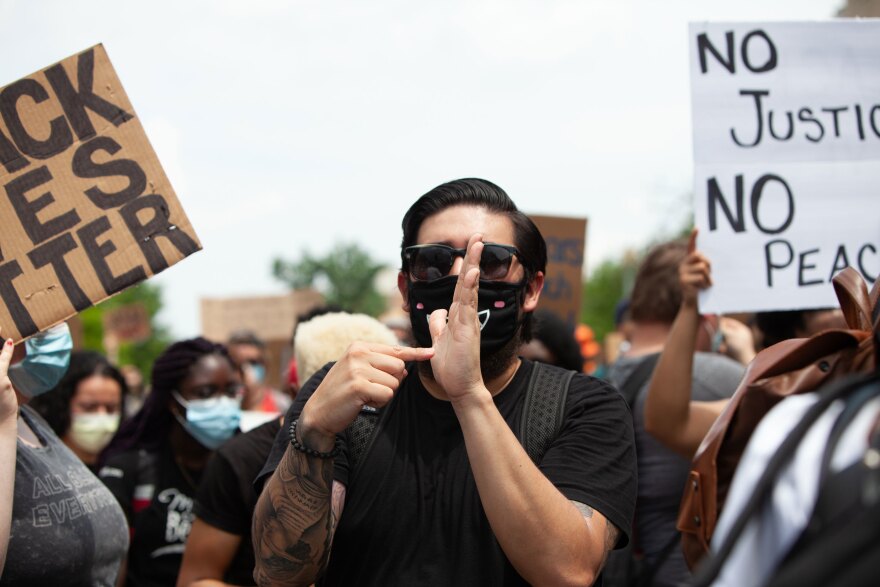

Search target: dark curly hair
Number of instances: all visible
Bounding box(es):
[100,337,231,462]
[29,351,128,437]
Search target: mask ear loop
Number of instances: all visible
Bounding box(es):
[169,390,189,422]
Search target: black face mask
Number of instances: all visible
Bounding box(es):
[407,275,526,354]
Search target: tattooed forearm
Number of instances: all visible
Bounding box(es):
[252,445,341,587]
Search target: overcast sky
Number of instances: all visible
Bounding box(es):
[0,0,843,338]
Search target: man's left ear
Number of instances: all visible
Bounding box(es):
[522,271,544,312]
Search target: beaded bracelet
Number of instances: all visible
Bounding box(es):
[289,419,341,459]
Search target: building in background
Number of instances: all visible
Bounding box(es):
[200,290,324,389]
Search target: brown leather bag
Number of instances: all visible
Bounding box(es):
[677,267,879,569]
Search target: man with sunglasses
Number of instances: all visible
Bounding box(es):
[253,178,636,586]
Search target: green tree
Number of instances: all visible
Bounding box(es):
[581,257,631,342]
[78,282,172,382]
[272,243,387,316]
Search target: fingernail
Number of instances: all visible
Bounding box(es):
[5,339,12,346]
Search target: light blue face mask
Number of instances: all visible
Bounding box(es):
[250,363,266,385]
[9,323,73,398]
[171,390,241,450]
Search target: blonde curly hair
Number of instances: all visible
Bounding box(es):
[294,312,399,384]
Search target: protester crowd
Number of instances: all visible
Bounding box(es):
[0,177,876,587]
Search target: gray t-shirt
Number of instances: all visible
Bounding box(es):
[2,406,129,587]
[607,352,744,587]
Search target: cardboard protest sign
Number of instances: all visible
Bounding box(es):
[200,290,325,344]
[689,21,880,314]
[102,303,151,344]
[529,214,587,326]
[0,44,201,340]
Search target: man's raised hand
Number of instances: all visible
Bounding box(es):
[428,234,486,402]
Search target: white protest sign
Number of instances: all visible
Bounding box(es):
[689,21,880,314]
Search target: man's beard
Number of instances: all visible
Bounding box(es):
[418,327,523,385]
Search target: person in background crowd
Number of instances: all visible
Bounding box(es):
[293,312,399,385]
[604,235,744,587]
[177,312,398,587]
[644,230,848,458]
[284,305,345,398]
[30,350,127,472]
[1,323,129,586]
[227,330,290,415]
[99,338,242,587]
[519,309,584,372]
[753,308,846,350]
[121,364,147,419]
[252,178,636,586]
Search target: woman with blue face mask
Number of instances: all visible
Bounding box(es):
[98,337,242,587]
[1,323,130,587]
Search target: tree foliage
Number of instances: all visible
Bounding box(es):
[581,258,632,343]
[272,242,387,316]
[580,215,693,343]
[78,282,172,382]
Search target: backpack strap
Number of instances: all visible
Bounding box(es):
[346,406,382,480]
[347,361,576,475]
[618,353,660,410]
[519,361,575,465]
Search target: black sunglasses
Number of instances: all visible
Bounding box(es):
[404,242,520,282]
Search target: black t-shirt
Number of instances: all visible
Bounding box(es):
[99,443,202,587]
[258,359,637,586]
[2,406,129,587]
[193,418,280,586]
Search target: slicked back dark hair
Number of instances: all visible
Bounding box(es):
[30,350,128,437]
[100,337,230,463]
[400,178,547,340]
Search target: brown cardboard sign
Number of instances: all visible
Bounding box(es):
[0,44,201,341]
[529,214,587,327]
[102,302,151,343]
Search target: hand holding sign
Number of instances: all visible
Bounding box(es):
[681,229,713,311]
[0,333,15,424]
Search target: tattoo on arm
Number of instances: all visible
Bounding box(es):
[598,520,620,573]
[572,500,594,519]
[252,447,341,586]
[572,501,619,573]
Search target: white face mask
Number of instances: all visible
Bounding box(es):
[69,412,119,454]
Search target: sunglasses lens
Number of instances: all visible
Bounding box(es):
[480,245,514,280]
[410,247,454,281]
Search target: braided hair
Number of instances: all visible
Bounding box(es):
[100,337,230,462]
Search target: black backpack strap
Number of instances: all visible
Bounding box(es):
[618,353,660,409]
[784,378,880,559]
[519,361,575,465]
[346,406,383,480]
